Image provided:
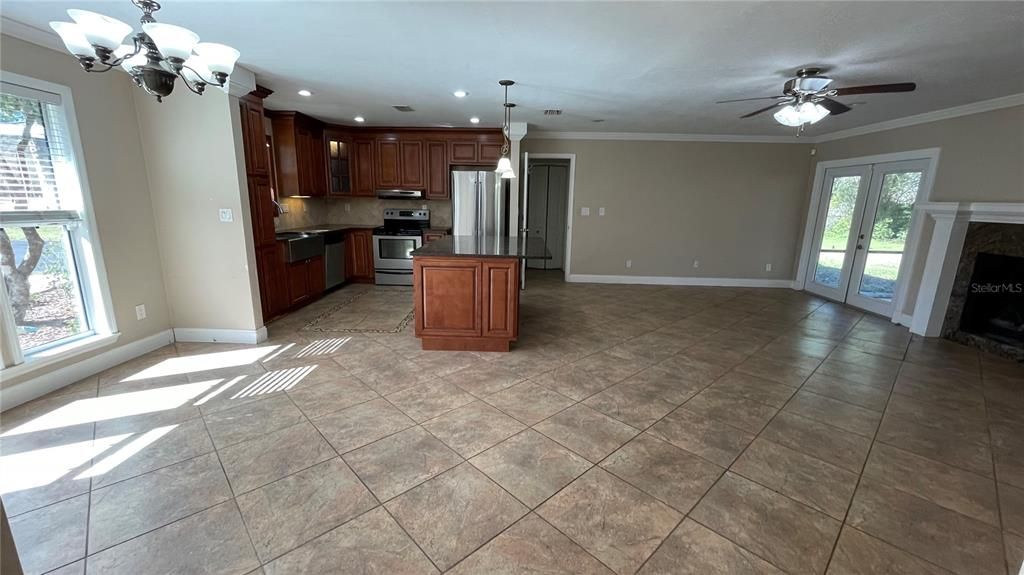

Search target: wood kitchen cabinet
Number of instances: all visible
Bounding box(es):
[375,137,425,190]
[345,229,375,283]
[270,111,328,197]
[352,139,376,196]
[287,255,325,306]
[448,136,504,166]
[325,133,352,196]
[425,141,448,199]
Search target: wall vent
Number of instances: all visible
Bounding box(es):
[543,109,563,116]
[392,105,416,112]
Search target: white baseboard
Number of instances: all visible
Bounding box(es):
[566,274,796,288]
[172,327,268,345]
[0,329,174,412]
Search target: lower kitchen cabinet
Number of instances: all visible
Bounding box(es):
[259,242,290,321]
[287,255,325,306]
[345,229,375,282]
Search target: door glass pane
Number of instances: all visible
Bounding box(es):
[378,238,416,260]
[813,175,861,288]
[857,171,922,301]
[0,224,89,352]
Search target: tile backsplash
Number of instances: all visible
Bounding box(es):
[275,197,452,230]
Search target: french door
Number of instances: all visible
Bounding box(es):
[805,159,929,316]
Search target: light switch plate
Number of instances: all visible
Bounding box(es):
[581,207,591,216]
[218,208,233,222]
[599,207,606,216]
[135,304,147,320]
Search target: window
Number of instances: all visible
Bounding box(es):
[0,75,115,370]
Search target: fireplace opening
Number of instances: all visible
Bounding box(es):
[959,252,1024,347]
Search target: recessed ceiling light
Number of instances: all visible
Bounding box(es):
[353,116,365,123]
[453,90,468,98]
[469,117,480,124]
[297,89,312,97]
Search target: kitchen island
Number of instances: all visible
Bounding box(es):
[411,236,551,352]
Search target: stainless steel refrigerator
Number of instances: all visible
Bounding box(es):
[452,170,507,238]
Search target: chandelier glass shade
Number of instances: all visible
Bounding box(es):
[50,0,239,102]
[773,101,830,127]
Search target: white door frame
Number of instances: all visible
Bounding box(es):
[796,148,941,322]
[522,153,577,281]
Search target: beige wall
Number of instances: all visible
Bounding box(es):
[1,35,172,389]
[813,105,1024,202]
[133,88,261,332]
[522,138,813,279]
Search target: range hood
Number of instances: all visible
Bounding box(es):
[376,189,423,199]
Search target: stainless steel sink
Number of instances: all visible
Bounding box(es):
[275,232,325,263]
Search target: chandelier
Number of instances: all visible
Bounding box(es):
[496,80,516,179]
[49,0,240,102]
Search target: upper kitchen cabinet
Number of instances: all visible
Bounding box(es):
[269,111,328,197]
[325,131,352,196]
[352,138,376,196]
[447,133,504,166]
[375,136,425,190]
[239,97,271,177]
[425,140,448,199]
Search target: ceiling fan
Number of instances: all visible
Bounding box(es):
[719,68,916,131]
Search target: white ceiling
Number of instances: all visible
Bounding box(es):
[4,1,1023,136]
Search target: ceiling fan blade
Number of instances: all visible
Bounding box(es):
[818,98,853,115]
[833,82,916,96]
[740,102,784,119]
[716,96,786,104]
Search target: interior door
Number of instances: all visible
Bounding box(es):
[526,165,549,270]
[546,164,569,270]
[844,160,928,315]
[519,152,530,288]
[805,166,872,302]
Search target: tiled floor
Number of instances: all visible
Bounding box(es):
[2,272,1022,575]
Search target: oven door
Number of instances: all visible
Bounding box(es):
[373,235,422,271]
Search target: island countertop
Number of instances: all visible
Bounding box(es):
[411,235,551,259]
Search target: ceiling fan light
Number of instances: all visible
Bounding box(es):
[50,21,95,57]
[67,9,133,50]
[142,22,199,62]
[193,42,239,76]
[802,102,831,124]
[773,105,803,127]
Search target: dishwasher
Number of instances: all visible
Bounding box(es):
[323,229,346,289]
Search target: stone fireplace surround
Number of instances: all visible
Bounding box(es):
[909,202,1024,355]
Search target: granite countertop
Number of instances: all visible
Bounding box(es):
[279,224,378,233]
[411,235,552,259]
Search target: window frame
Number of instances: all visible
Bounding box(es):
[0,71,118,374]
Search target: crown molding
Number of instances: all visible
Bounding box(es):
[811,93,1024,143]
[2,17,64,52]
[527,131,805,144]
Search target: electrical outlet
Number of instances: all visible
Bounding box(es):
[626,259,632,269]
[279,203,290,213]
[135,304,147,321]
[693,259,700,269]
[765,263,772,272]
[598,207,606,216]
[344,203,351,213]
[218,208,233,223]
[302,203,308,213]
[581,207,590,216]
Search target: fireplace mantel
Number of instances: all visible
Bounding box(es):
[910,201,1024,337]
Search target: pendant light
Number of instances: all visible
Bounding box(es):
[496,80,516,179]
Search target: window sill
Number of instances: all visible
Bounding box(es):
[1,332,120,381]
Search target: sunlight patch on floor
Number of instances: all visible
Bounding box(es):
[75,425,178,480]
[0,434,130,494]
[294,338,352,358]
[123,346,281,381]
[230,365,318,399]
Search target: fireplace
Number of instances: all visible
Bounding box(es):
[943,222,1024,360]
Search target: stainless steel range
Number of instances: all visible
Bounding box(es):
[372,209,429,285]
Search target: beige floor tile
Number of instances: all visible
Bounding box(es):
[999,482,1024,537]
[284,371,377,419]
[815,358,898,389]
[583,367,703,428]
[884,393,989,441]
[733,355,819,387]
[354,359,435,395]
[385,463,527,570]
[422,401,525,457]
[218,421,335,495]
[992,422,1024,489]
[690,472,840,575]
[682,388,778,434]
[9,493,88,575]
[532,363,619,401]
[600,433,723,513]
[784,390,882,437]
[760,412,871,473]
[826,526,953,574]
[732,437,858,519]
[638,518,784,575]
[863,443,1000,526]
[835,339,906,361]
[311,397,414,453]
[876,414,993,477]
[203,394,306,449]
[344,426,461,500]
[483,381,575,425]
[469,429,591,508]
[236,458,377,562]
[657,353,730,385]
[445,362,525,396]
[534,404,639,463]
[86,501,259,575]
[1006,532,1024,575]
[538,468,682,575]
[648,407,754,467]
[386,380,477,423]
[0,423,96,517]
[448,513,614,575]
[90,417,214,489]
[88,452,232,553]
[800,373,891,411]
[847,478,1004,575]
[262,507,437,575]
[707,371,797,408]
